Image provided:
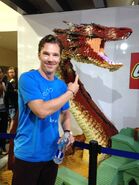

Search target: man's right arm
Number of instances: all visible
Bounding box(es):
[28,75,79,119]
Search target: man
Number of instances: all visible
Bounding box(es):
[0,67,8,155]
[6,66,18,131]
[12,34,79,185]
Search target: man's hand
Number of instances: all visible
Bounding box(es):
[57,132,74,151]
[68,75,79,96]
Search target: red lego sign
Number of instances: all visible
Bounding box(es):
[129,53,139,89]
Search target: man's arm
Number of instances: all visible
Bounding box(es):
[60,109,74,145]
[28,90,72,119]
[60,109,71,131]
[28,75,79,119]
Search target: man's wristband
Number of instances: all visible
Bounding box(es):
[67,89,74,96]
[64,130,70,132]
[64,130,72,135]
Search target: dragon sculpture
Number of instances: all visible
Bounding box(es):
[53,21,132,147]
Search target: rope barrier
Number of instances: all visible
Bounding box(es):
[74,141,89,150]
[101,146,139,160]
[74,141,139,159]
[0,133,15,139]
[1,133,139,160]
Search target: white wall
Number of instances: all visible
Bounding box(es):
[0,1,20,31]
[18,6,139,131]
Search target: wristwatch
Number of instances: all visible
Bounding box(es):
[64,130,73,135]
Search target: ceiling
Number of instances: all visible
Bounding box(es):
[2,0,139,15]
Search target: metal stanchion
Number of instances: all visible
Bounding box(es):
[88,140,101,185]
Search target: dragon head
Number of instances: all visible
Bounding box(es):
[53,21,132,71]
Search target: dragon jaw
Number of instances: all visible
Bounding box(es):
[54,21,132,71]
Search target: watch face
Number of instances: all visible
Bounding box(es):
[64,131,70,138]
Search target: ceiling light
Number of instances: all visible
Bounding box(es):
[120,43,128,50]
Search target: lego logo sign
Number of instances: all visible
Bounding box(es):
[131,63,139,79]
[129,53,139,89]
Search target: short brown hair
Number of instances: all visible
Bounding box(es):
[38,34,63,54]
[7,66,15,72]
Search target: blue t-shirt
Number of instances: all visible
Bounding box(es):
[14,70,69,162]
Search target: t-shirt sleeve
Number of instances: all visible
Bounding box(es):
[19,73,43,104]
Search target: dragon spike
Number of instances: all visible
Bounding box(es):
[61,21,132,40]
[63,20,74,26]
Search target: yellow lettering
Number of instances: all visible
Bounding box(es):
[131,63,139,79]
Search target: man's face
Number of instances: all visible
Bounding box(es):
[8,69,15,79]
[38,43,61,75]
